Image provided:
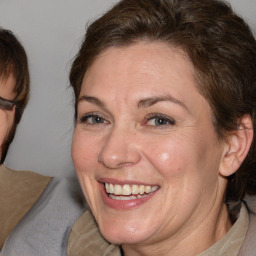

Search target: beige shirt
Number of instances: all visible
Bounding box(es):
[199,203,248,256]
[0,165,51,249]
[68,203,249,256]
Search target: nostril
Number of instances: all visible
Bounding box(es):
[98,146,141,169]
[98,129,141,168]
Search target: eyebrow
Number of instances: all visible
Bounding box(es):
[78,94,188,112]
[137,95,188,111]
[78,95,105,108]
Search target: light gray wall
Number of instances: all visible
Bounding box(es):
[0,0,255,177]
[0,0,119,176]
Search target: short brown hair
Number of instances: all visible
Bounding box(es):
[70,0,256,201]
[0,28,30,161]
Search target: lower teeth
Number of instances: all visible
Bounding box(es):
[109,194,149,200]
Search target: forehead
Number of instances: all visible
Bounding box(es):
[81,42,200,104]
[85,42,191,83]
[0,73,16,100]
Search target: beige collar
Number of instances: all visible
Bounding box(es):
[198,203,248,256]
[68,203,248,256]
[67,210,121,256]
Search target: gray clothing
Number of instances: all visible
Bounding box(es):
[0,177,86,256]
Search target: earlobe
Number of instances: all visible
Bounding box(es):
[219,115,253,177]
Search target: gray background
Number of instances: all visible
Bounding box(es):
[0,0,255,177]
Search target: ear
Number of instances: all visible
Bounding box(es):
[219,114,253,177]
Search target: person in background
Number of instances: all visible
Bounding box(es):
[0,29,85,255]
[0,28,52,250]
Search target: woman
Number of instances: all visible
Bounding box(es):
[69,0,256,255]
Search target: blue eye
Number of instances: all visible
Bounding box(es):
[146,115,175,126]
[80,114,107,125]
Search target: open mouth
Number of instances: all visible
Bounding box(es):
[105,183,159,201]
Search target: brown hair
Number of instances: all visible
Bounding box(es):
[0,28,30,161]
[70,0,256,201]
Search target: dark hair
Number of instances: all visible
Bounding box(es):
[0,28,30,161]
[70,0,256,201]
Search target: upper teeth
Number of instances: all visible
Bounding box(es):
[105,183,158,196]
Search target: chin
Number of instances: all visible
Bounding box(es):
[98,217,153,245]
[101,230,148,245]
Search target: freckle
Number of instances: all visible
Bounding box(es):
[160,152,170,161]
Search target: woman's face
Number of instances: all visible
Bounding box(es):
[72,42,227,247]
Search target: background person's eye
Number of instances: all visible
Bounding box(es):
[0,96,16,110]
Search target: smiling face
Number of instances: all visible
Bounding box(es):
[72,42,231,254]
[0,74,16,160]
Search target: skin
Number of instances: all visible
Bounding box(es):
[0,74,16,159]
[72,42,241,255]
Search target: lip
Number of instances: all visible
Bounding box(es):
[98,180,159,210]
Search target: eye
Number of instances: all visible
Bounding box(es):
[0,96,16,110]
[79,113,108,125]
[145,114,175,127]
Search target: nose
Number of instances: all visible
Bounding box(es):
[98,126,141,169]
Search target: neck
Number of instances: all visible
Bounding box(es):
[122,203,232,256]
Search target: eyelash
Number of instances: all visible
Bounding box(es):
[78,113,175,128]
[79,113,109,125]
[144,113,175,127]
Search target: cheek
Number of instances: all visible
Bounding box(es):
[144,137,190,177]
[0,111,11,145]
[72,130,101,205]
[143,132,213,180]
[72,130,99,175]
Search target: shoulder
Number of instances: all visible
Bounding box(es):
[1,176,86,256]
[238,196,256,255]
[0,164,52,250]
[0,164,52,188]
[244,196,256,213]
